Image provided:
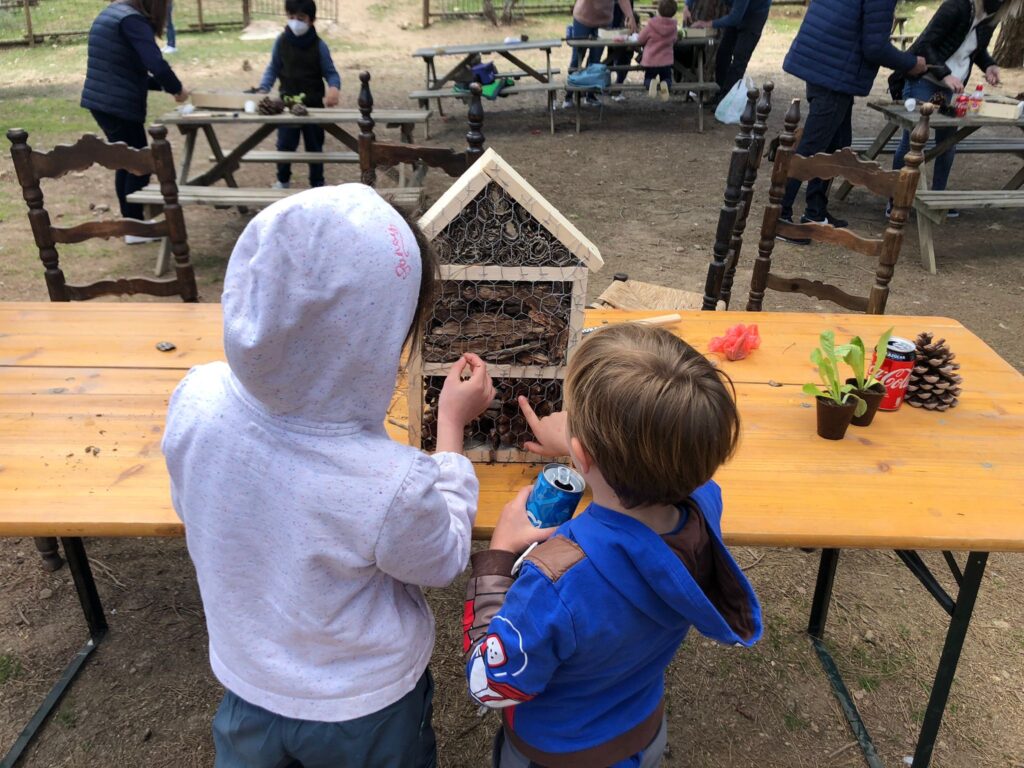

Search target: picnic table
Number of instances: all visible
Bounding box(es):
[565,35,719,132]
[410,39,562,133]
[127,107,432,276]
[1,303,1022,768]
[839,101,1024,274]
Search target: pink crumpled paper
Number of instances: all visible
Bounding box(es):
[709,323,761,361]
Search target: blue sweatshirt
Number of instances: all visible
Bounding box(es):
[463,481,762,767]
[259,32,342,93]
[686,0,772,29]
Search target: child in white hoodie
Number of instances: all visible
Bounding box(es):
[162,184,494,767]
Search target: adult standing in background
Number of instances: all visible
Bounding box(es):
[163,0,177,53]
[689,0,772,102]
[888,0,1009,218]
[777,0,926,239]
[563,0,638,108]
[80,0,189,241]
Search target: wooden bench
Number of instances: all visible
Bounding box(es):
[411,79,562,133]
[208,150,359,163]
[850,136,1024,156]
[128,183,424,211]
[891,34,915,50]
[565,81,720,133]
[914,189,1024,273]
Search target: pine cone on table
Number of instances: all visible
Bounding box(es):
[906,332,962,411]
[257,96,285,115]
[290,103,309,116]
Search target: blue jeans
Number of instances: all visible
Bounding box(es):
[780,82,854,220]
[567,19,603,72]
[166,1,176,47]
[213,670,436,768]
[894,78,956,191]
[276,123,326,186]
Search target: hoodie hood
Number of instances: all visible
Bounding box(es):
[647,15,677,34]
[222,184,421,425]
[571,482,762,647]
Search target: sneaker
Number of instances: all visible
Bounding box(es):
[161,45,177,54]
[611,93,627,103]
[271,180,290,190]
[648,80,659,99]
[801,212,848,229]
[561,97,574,110]
[775,214,811,245]
[946,208,960,219]
[885,199,893,218]
[584,93,601,107]
[124,219,161,245]
[659,84,670,102]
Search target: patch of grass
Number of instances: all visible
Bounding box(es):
[783,711,808,731]
[0,95,97,140]
[55,706,77,729]
[857,674,880,693]
[0,654,23,685]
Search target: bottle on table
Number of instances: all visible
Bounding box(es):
[969,84,984,114]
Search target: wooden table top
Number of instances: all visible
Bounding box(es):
[567,36,715,48]
[412,39,563,58]
[869,100,1024,130]
[158,108,432,126]
[1,303,1022,551]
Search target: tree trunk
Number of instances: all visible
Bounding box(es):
[481,0,498,25]
[500,0,517,24]
[993,11,1024,68]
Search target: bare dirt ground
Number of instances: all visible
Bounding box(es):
[1,1,1023,767]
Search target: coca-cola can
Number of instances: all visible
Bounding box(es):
[872,337,916,411]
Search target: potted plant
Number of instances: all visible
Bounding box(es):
[840,327,893,427]
[803,331,866,440]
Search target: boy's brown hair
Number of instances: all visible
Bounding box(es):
[565,324,739,508]
[658,0,679,18]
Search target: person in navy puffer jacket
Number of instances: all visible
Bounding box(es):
[777,0,926,239]
[81,0,188,238]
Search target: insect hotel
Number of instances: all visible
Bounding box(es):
[411,148,603,462]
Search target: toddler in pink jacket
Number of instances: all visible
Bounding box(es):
[638,0,678,98]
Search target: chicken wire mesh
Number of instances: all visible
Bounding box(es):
[431,183,584,268]
[420,376,563,457]
[424,280,572,367]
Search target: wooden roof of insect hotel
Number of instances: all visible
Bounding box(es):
[418,148,604,271]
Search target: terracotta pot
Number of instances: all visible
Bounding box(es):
[847,380,886,427]
[815,396,857,440]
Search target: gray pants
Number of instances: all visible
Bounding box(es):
[213,670,436,768]
[493,715,667,768]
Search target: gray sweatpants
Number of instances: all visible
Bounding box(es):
[493,715,667,768]
[212,669,436,768]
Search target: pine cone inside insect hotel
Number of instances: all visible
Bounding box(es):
[906,332,962,411]
[290,103,309,116]
[258,96,285,115]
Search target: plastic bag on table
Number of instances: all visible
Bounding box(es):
[714,75,754,125]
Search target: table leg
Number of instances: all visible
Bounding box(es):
[836,120,899,201]
[0,538,107,768]
[33,535,63,571]
[915,166,938,274]
[1002,162,1024,190]
[697,45,706,134]
[547,48,555,136]
[910,552,988,768]
[187,124,275,188]
[807,548,886,768]
[177,127,198,183]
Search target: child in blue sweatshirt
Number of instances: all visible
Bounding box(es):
[463,323,762,767]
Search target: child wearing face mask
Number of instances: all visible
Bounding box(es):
[258,0,341,190]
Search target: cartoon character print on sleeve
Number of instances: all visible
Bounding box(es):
[468,620,534,708]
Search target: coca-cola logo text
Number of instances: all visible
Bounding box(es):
[877,368,911,388]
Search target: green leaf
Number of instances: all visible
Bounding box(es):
[802,383,826,399]
[844,337,867,389]
[867,327,894,386]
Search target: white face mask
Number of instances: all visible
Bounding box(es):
[287,19,310,36]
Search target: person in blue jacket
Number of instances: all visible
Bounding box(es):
[777,0,926,240]
[80,0,189,239]
[462,324,762,768]
[257,0,341,190]
[688,0,773,102]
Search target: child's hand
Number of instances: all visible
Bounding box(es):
[326,86,340,107]
[491,486,557,553]
[435,354,495,453]
[519,397,570,457]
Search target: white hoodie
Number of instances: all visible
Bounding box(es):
[162,184,478,722]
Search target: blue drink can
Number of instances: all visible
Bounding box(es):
[526,464,586,528]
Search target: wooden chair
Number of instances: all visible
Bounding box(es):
[746,101,932,315]
[702,81,774,310]
[357,71,484,196]
[593,273,710,311]
[7,125,197,570]
[7,125,197,303]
